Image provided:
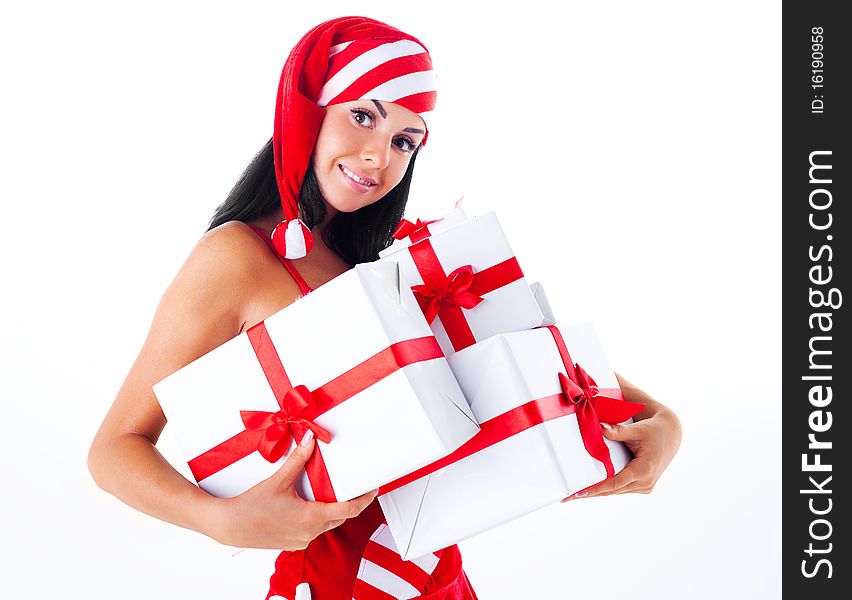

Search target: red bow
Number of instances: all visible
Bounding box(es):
[411,265,485,324]
[558,362,643,477]
[392,218,438,241]
[240,384,332,463]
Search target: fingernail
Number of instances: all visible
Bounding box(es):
[601,423,613,431]
[299,430,314,447]
[573,490,588,499]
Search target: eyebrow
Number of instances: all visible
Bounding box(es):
[371,99,425,135]
[371,100,387,118]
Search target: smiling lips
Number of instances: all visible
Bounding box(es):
[339,164,377,191]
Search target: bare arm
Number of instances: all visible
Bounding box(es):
[88,223,375,548]
[88,223,264,538]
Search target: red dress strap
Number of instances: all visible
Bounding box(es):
[248,225,312,296]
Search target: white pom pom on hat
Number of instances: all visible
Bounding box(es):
[271,218,314,259]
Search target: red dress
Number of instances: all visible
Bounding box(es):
[249,226,478,600]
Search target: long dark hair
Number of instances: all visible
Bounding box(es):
[208,138,418,265]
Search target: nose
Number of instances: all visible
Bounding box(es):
[360,137,391,170]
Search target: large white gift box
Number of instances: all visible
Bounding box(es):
[378,211,546,356]
[154,262,479,503]
[378,323,644,559]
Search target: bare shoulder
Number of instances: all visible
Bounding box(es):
[192,220,304,317]
[93,220,311,447]
[198,219,263,251]
[96,222,275,442]
[163,220,289,334]
[145,223,263,368]
[193,220,268,273]
[163,219,309,340]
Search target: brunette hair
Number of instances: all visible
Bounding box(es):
[207,138,417,265]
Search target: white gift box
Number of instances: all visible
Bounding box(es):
[378,323,638,559]
[378,207,469,259]
[378,212,546,356]
[154,262,479,503]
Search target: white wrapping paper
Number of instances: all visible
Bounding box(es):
[154,262,479,502]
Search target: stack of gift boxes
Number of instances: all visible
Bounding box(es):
[154,208,644,560]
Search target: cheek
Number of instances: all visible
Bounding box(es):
[384,155,412,189]
[311,140,347,195]
[313,115,353,165]
[313,136,343,171]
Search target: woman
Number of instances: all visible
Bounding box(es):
[88,16,681,600]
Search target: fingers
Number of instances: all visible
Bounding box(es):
[560,478,642,503]
[559,418,669,503]
[570,468,636,500]
[621,481,653,494]
[319,518,347,534]
[601,421,646,443]
[315,488,379,523]
[266,430,316,489]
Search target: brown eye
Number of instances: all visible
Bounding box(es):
[394,137,416,152]
[350,109,374,128]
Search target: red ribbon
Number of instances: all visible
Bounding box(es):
[239,385,332,464]
[549,326,645,477]
[187,322,445,502]
[407,239,524,352]
[411,265,484,324]
[392,218,439,243]
[380,326,644,494]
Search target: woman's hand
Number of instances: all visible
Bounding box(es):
[212,431,378,550]
[563,374,682,500]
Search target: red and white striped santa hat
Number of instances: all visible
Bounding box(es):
[271,16,437,259]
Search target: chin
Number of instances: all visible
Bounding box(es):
[328,193,383,214]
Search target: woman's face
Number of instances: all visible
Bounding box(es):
[312,99,426,213]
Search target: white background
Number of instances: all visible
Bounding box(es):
[0,1,780,598]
